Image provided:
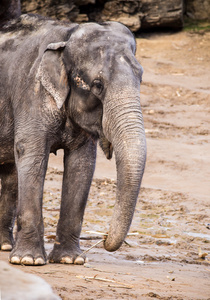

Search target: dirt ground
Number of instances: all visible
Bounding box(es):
[1,30,210,300]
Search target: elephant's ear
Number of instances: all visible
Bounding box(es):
[36,42,69,109]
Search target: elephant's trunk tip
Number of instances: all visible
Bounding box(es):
[103,239,123,252]
[103,229,127,252]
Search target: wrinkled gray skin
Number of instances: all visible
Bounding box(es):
[0,14,146,265]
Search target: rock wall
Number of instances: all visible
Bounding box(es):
[2,0,210,32]
[21,0,184,32]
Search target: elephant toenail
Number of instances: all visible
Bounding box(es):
[34,257,45,265]
[60,256,73,264]
[21,256,34,265]
[1,243,12,251]
[10,256,21,264]
[74,256,85,265]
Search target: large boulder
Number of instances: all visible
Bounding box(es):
[0,261,60,300]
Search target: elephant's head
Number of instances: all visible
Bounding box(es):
[37,22,146,252]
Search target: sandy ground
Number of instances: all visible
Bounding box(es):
[1,30,210,299]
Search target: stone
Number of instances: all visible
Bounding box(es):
[0,260,60,300]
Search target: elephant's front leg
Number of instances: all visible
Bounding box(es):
[9,137,49,266]
[49,139,96,265]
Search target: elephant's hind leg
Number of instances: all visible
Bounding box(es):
[0,164,17,251]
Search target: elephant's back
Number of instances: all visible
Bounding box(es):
[0,14,76,88]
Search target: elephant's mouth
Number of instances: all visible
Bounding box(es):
[99,135,113,160]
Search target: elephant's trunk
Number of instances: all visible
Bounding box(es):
[102,92,146,252]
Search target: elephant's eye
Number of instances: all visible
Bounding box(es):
[91,79,103,95]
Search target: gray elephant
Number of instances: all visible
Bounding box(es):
[0,14,146,265]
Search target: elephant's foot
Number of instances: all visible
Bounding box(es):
[48,243,88,265]
[9,255,46,265]
[1,243,12,251]
[9,242,46,266]
[0,231,13,251]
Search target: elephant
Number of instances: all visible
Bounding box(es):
[0,14,146,266]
